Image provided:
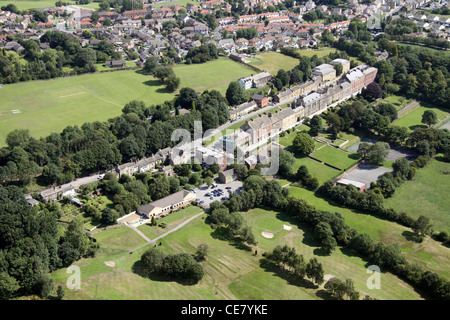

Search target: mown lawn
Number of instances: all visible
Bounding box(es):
[311,145,360,170]
[384,157,450,234]
[286,186,450,280]
[392,103,449,132]
[0,58,253,147]
[291,156,341,185]
[51,206,425,300]
[0,0,99,9]
[137,205,203,240]
[248,52,300,74]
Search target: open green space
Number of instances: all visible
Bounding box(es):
[0,0,99,9]
[384,157,450,234]
[51,205,425,300]
[311,145,360,170]
[392,103,449,132]
[379,94,414,111]
[286,186,450,279]
[152,0,198,8]
[399,43,450,57]
[248,52,300,74]
[292,156,341,185]
[0,58,254,147]
[137,205,203,240]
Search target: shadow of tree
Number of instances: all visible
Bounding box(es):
[402,230,423,243]
[131,259,198,286]
[315,289,337,300]
[259,258,318,290]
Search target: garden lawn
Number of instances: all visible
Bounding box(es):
[0,58,253,147]
[384,157,450,234]
[379,94,413,111]
[311,145,360,170]
[292,156,341,184]
[392,103,449,132]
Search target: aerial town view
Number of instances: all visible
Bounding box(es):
[0,0,449,308]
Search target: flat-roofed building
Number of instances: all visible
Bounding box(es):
[312,63,336,83]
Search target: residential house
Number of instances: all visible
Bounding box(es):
[252,94,269,108]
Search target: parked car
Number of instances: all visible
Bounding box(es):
[226,186,231,189]
[210,197,214,200]
[205,193,211,196]
[199,200,204,204]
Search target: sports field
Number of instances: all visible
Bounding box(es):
[392,103,449,132]
[50,205,425,300]
[287,186,450,280]
[0,0,99,9]
[0,58,254,146]
[248,52,300,74]
[152,0,197,8]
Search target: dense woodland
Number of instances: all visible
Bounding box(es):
[0,185,97,299]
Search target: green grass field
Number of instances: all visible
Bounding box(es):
[286,186,450,280]
[384,157,450,234]
[399,43,450,57]
[0,58,254,147]
[152,0,197,8]
[379,94,413,111]
[392,103,449,132]
[51,205,425,300]
[137,205,203,240]
[248,52,300,74]
[311,145,360,170]
[0,0,99,9]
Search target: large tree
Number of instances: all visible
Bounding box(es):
[292,132,315,155]
[226,81,246,106]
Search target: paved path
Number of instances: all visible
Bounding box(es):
[128,211,205,253]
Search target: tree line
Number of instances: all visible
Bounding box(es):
[0,89,231,188]
[0,185,97,299]
[214,173,450,299]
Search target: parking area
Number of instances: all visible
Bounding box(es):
[194,180,243,209]
[341,162,392,189]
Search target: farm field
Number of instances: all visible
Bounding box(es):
[51,206,425,300]
[392,103,449,132]
[0,0,100,9]
[384,157,450,234]
[0,58,254,147]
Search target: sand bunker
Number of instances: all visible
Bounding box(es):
[262,231,274,239]
[104,261,116,268]
[283,225,292,231]
[324,274,335,281]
